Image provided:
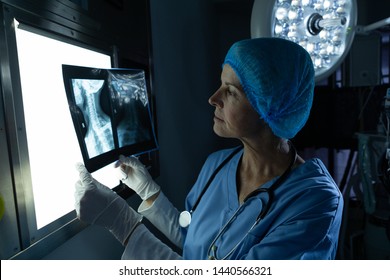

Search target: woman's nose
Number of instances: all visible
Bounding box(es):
[209,88,222,107]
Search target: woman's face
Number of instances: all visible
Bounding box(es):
[209,64,263,139]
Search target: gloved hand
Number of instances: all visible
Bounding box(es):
[74,163,143,245]
[114,155,160,201]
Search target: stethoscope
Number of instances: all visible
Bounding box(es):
[179,142,297,259]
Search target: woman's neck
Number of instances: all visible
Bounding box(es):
[236,139,297,203]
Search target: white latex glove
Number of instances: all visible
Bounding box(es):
[114,155,160,201]
[75,163,143,245]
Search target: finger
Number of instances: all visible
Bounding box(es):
[74,179,93,198]
[114,158,122,168]
[75,163,93,184]
[74,180,83,216]
[114,156,127,172]
[114,164,130,181]
[118,155,142,169]
[75,180,84,192]
[75,162,87,173]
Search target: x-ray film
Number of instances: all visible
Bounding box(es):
[62,65,158,172]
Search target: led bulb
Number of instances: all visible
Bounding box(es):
[336,7,345,14]
[314,3,323,10]
[332,32,342,45]
[319,29,328,39]
[288,10,298,20]
[307,42,315,53]
[275,7,289,21]
[326,44,335,54]
[291,0,300,7]
[314,56,323,68]
[274,24,284,34]
[323,0,332,10]
[319,47,327,56]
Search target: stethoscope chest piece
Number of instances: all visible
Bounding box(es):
[179,210,192,228]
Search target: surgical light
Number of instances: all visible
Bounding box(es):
[251,0,357,82]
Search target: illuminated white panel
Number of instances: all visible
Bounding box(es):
[15,21,118,229]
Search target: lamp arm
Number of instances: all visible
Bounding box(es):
[356,16,390,34]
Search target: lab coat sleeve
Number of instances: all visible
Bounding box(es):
[137,191,183,248]
[121,224,182,260]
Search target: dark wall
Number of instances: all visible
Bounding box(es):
[149,0,253,209]
[87,0,151,65]
[356,0,390,26]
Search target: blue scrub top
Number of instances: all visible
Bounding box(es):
[182,147,343,260]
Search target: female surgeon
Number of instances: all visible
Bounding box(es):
[74,37,344,260]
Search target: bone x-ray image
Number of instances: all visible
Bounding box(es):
[62,65,158,172]
[72,79,114,158]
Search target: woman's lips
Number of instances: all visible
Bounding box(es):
[214,115,223,122]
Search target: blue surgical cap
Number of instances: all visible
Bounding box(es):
[223,37,314,139]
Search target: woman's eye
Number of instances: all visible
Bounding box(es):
[226,88,236,96]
